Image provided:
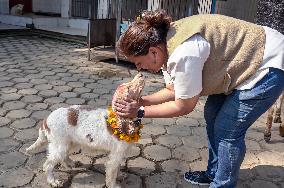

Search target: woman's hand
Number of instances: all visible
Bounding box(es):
[112,97,141,118]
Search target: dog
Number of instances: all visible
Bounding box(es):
[10,4,24,15]
[26,73,145,188]
[264,91,284,142]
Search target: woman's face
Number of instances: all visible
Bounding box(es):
[128,45,168,73]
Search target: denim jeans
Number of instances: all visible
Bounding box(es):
[204,68,284,188]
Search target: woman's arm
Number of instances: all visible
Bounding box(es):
[140,84,175,106]
[143,95,199,118]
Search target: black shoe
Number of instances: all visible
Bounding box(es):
[184,171,212,185]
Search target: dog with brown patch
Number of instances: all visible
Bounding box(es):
[26,73,145,188]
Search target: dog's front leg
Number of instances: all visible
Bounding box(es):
[105,152,125,188]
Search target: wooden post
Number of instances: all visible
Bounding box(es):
[115,0,122,63]
[87,2,91,61]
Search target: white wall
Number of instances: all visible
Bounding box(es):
[0,0,9,14]
[61,0,70,18]
[33,0,61,14]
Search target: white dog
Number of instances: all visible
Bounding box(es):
[10,4,24,15]
[26,73,145,188]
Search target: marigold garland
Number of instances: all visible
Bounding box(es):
[106,106,143,142]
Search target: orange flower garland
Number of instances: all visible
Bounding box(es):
[106,106,143,142]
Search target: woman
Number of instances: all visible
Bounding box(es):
[113,10,284,187]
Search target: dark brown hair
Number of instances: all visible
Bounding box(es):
[117,9,172,57]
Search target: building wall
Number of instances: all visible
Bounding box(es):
[33,0,61,14]
[0,0,9,14]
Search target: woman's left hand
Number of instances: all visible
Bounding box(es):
[112,98,140,118]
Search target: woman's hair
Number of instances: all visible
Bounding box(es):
[117,9,172,57]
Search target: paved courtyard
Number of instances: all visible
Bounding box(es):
[0,33,283,188]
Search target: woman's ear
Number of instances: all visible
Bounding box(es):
[148,47,159,55]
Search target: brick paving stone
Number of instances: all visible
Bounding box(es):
[14,128,38,141]
[59,92,78,98]
[141,124,166,136]
[0,138,20,152]
[242,152,259,166]
[26,152,46,171]
[79,78,96,83]
[26,103,48,111]
[44,97,65,104]
[257,151,284,166]
[3,100,26,110]
[67,81,84,88]
[254,165,283,182]
[120,173,142,188]
[156,135,183,148]
[71,172,105,188]
[80,93,99,100]
[182,136,208,149]
[53,85,73,92]
[0,81,14,88]
[239,167,256,181]
[0,167,34,187]
[32,171,70,188]
[6,109,31,119]
[176,117,199,127]
[145,172,180,188]
[173,146,200,162]
[127,157,155,175]
[18,88,38,95]
[49,103,70,111]
[0,93,21,101]
[61,76,78,82]
[21,95,43,103]
[38,90,58,97]
[0,117,11,127]
[30,110,51,120]
[161,159,189,173]
[14,82,34,89]
[249,180,278,188]
[49,80,66,86]
[11,118,36,129]
[12,77,29,83]
[73,87,91,94]
[143,145,171,161]
[30,78,48,84]
[245,139,261,151]
[189,160,208,172]
[0,127,14,138]
[66,98,85,105]
[0,87,17,93]
[246,130,265,142]
[166,125,192,137]
[0,151,27,170]
[34,84,52,90]
[45,75,61,80]
[152,118,176,126]
[126,145,141,158]
[137,136,153,146]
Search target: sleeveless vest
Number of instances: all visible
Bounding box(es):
[166,14,265,95]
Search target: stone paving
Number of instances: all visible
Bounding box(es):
[0,34,284,188]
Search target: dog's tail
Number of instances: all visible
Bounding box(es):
[26,119,49,155]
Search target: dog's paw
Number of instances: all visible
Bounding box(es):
[117,172,128,182]
[49,179,63,188]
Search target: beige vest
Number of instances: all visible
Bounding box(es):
[167,14,266,96]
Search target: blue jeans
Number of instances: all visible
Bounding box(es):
[204,68,284,188]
